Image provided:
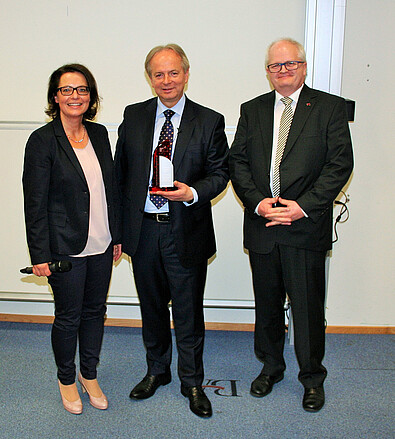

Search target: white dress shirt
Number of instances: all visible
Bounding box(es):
[269,85,303,194]
[144,95,198,213]
[255,84,306,215]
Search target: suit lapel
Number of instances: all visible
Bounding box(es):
[143,99,157,176]
[257,92,275,176]
[282,85,317,160]
[52,118,87,186]
[172,97,195,173]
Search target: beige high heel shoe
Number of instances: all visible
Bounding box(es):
[58,380,83,415]
[78,372,108,410]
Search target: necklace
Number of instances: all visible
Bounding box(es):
[67,126,86,143]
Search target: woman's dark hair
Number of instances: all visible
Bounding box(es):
[45,63,100,120]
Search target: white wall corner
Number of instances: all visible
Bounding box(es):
[304,0,347,95]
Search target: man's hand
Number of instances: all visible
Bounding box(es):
[113,244,122,262]
[152,181,194,203]
[257,197,283,217]
[259,197,304,227]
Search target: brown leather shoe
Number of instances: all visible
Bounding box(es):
[250,372,284,397]
[303,385,325,412]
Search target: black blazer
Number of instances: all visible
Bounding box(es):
[23,118,120,265]
[229,85,354,253]
[115,97,229,267]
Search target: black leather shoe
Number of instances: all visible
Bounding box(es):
[129,373,171,400]
[181,385,212,418]
[250,372,284,397]
[303,385,325,412]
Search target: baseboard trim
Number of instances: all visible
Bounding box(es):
[324,325,394,334]
[0,314,393,334]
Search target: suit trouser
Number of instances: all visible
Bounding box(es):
[131,217,207,388]
[48,245,113,385]
[249,243,327,388]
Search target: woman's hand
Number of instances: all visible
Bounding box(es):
[33,263,52,277]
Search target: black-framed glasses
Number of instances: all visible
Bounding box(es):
[57,86,90,96]
[267,61,305,73]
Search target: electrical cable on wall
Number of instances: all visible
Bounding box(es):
[333,191,350,244]
[285,192,350,332]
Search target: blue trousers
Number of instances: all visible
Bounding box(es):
[131,218,207,388]
[48,245,113,385]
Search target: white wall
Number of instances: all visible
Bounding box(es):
[324,0,395,326]
[0,0,393,326]
[0,0,305,322]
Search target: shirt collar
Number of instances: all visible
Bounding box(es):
[156,94,186,118]
[275,84,304,107]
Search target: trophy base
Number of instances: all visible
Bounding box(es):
[150,186,177,192]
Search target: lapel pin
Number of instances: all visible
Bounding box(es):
[306,102,311,106]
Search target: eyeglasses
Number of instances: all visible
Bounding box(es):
[57,86,90,96]
[267,61,305,73]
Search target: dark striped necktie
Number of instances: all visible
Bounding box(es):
[272,97,293,198]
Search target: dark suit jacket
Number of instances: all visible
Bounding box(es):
[23,117,120,265]
[229,84,353,253]
[115,96,229,267]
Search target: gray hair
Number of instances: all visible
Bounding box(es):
[145,44,190,77]
[265,38,306,66]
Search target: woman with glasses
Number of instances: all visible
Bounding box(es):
[23,64,122,414]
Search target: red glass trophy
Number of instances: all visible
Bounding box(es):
[150,139,176,192]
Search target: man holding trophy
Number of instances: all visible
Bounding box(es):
[115,44,229,418]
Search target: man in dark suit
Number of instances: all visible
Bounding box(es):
[229,38,353,412]
[115,44,229,418]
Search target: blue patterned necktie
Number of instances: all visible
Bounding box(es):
[150,109,175,208]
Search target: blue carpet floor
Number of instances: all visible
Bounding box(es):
[0,322,393,439]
